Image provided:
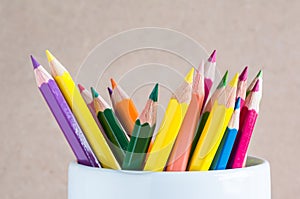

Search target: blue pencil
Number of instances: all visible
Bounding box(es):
[210,98,241,170]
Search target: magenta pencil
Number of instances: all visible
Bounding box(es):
[203,50,217,105]
[31,56,100,167]
[227,80,262,169]
[236,66,248,107]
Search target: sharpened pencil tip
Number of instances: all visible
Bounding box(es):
[91,87,99,98]
[217,70,228,89]
[107,87,113,95]
[149,83,159,102]
[78,84,85,93]
[235,97,241,109]
[257,70,263,78]
[30,55,40,69]
[185,67,194,84]
[229,73,239,87]
[110,78,117,89]
[45,50,55,62]
[239,66,248,81]
[208,50,216,63]
[252,80,260,92]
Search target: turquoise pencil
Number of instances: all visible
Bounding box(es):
[210,98,241,170]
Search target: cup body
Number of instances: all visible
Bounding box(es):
[68,156,271,199]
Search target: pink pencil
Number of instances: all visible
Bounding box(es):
[78,84,109,141]
[236,66,248,107]
[227,79,262,168]
[203,50,217,105]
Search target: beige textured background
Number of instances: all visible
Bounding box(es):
[1,0,299,198]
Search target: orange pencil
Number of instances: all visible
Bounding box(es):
[166,63,205,171]
[109,78,138,136]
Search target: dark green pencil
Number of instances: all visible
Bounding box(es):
[92,87,129,165]
[122,83,159,170]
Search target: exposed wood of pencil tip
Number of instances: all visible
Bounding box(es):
[91,87,111,112]
[139,84,158,126]
[245,79,261,111]
[193,61,205,95]
[45,50,66,77]
[31,56,52,86]
[110,83,130,104]
[218,73,239,108]
[203,70,228,112]
[172,68,194,103]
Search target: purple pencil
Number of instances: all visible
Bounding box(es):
[31,55,101,167]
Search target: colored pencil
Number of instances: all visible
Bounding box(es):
[31,56,100,167]
[227,80,262,169]
[246,70,263,97]
[236,66,248,107]
[122,84,158,170]
[143,68,194,171]
[110,78,138,136]
[78,84,107,138]
[166,63,205,171]
[203,50,217,104]
[210,98,241,170]
[188,70,228,164]
[45,50,120,169]
[92,87,129,165]
[188,73,238,171]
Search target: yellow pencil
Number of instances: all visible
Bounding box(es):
[188,73,238,171]
[143,68,194,171]
[45,50,120,169]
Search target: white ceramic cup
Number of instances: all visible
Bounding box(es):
[68,156,271,199]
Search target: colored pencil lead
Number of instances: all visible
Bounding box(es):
[30,55,40,69]
[45,49,55,62]
[208,50,216,63]
[217,70,228,89]
[149,83,159,102]
[110,78,117,89]
[252,79,260,92]
[229,73,239,87]
[257,70,263,78]
[185,67,194,84]
[91,87,99,98]
[78,84,85,93]
[239,66,248,81]
[107,87,113,95]
[235,97,241,109]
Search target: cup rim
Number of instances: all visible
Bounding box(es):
[69,156,269,175]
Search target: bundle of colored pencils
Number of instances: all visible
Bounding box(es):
[31,49,263,171]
